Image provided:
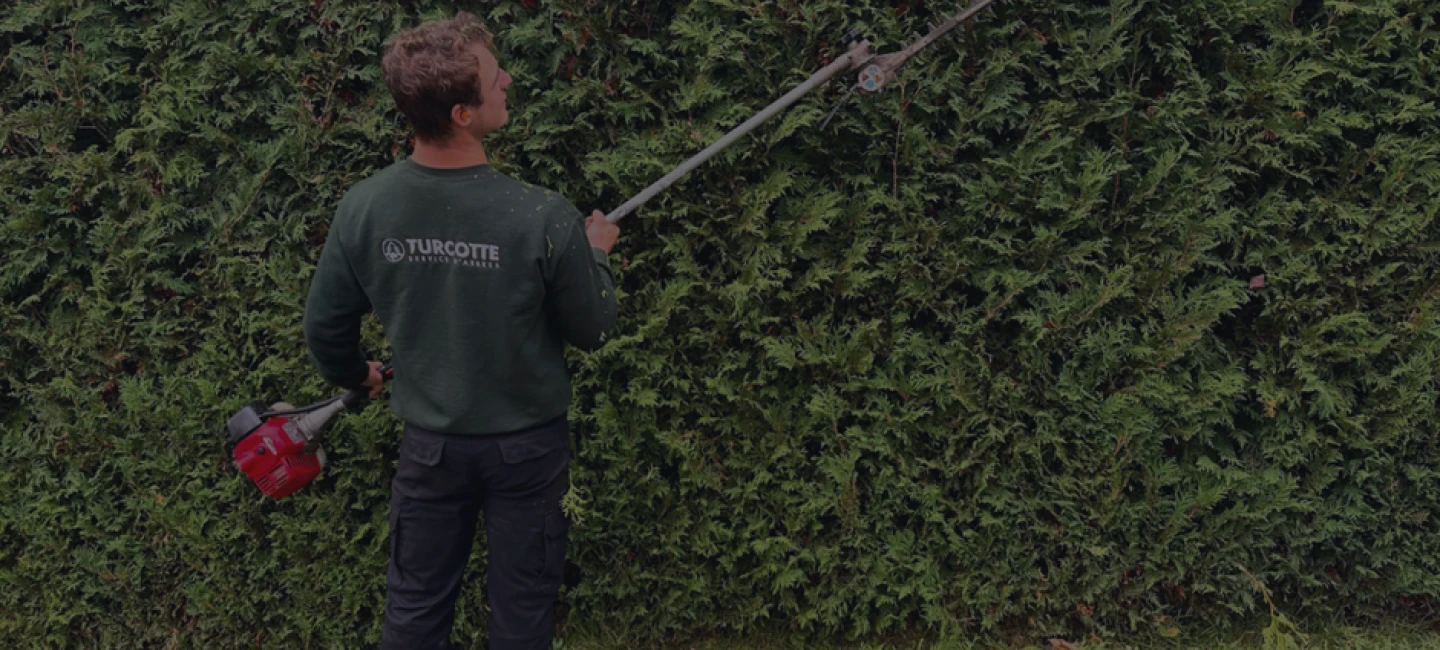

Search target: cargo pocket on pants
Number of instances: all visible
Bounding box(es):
[542,509,570,591]
[394,427,446,498]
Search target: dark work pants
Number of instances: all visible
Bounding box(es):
[380,417,571,650]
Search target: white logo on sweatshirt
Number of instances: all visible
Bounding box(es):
[382,237,501,269]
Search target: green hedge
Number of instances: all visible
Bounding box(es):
[3,0,1438,647]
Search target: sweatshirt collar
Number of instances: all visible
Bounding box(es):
[400,158,496,180]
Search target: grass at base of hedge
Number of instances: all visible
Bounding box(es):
[554,618,1440,650]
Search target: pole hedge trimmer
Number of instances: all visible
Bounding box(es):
[227,0,1005,499]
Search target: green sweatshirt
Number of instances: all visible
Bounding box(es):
[302,159,617,435]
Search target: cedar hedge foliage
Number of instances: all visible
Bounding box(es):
[3,0,1438,647]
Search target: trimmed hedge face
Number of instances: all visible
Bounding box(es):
[3,0,1438,646]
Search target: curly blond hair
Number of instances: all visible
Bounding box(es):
[381,12,494,143]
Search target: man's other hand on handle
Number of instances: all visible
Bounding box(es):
[585,210,620,254]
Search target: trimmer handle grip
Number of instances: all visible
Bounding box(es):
[340,364,394,410]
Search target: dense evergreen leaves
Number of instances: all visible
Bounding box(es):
[2,0,1437,646]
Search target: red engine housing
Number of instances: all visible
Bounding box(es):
[232,416,325,499]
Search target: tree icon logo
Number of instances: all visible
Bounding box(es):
[382,239,406,263]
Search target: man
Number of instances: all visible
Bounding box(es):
[302,11,620,650]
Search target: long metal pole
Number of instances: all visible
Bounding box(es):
[604,41,873,224]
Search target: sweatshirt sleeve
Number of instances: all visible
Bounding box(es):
[303,221,373,388]
[543,202,618,352]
